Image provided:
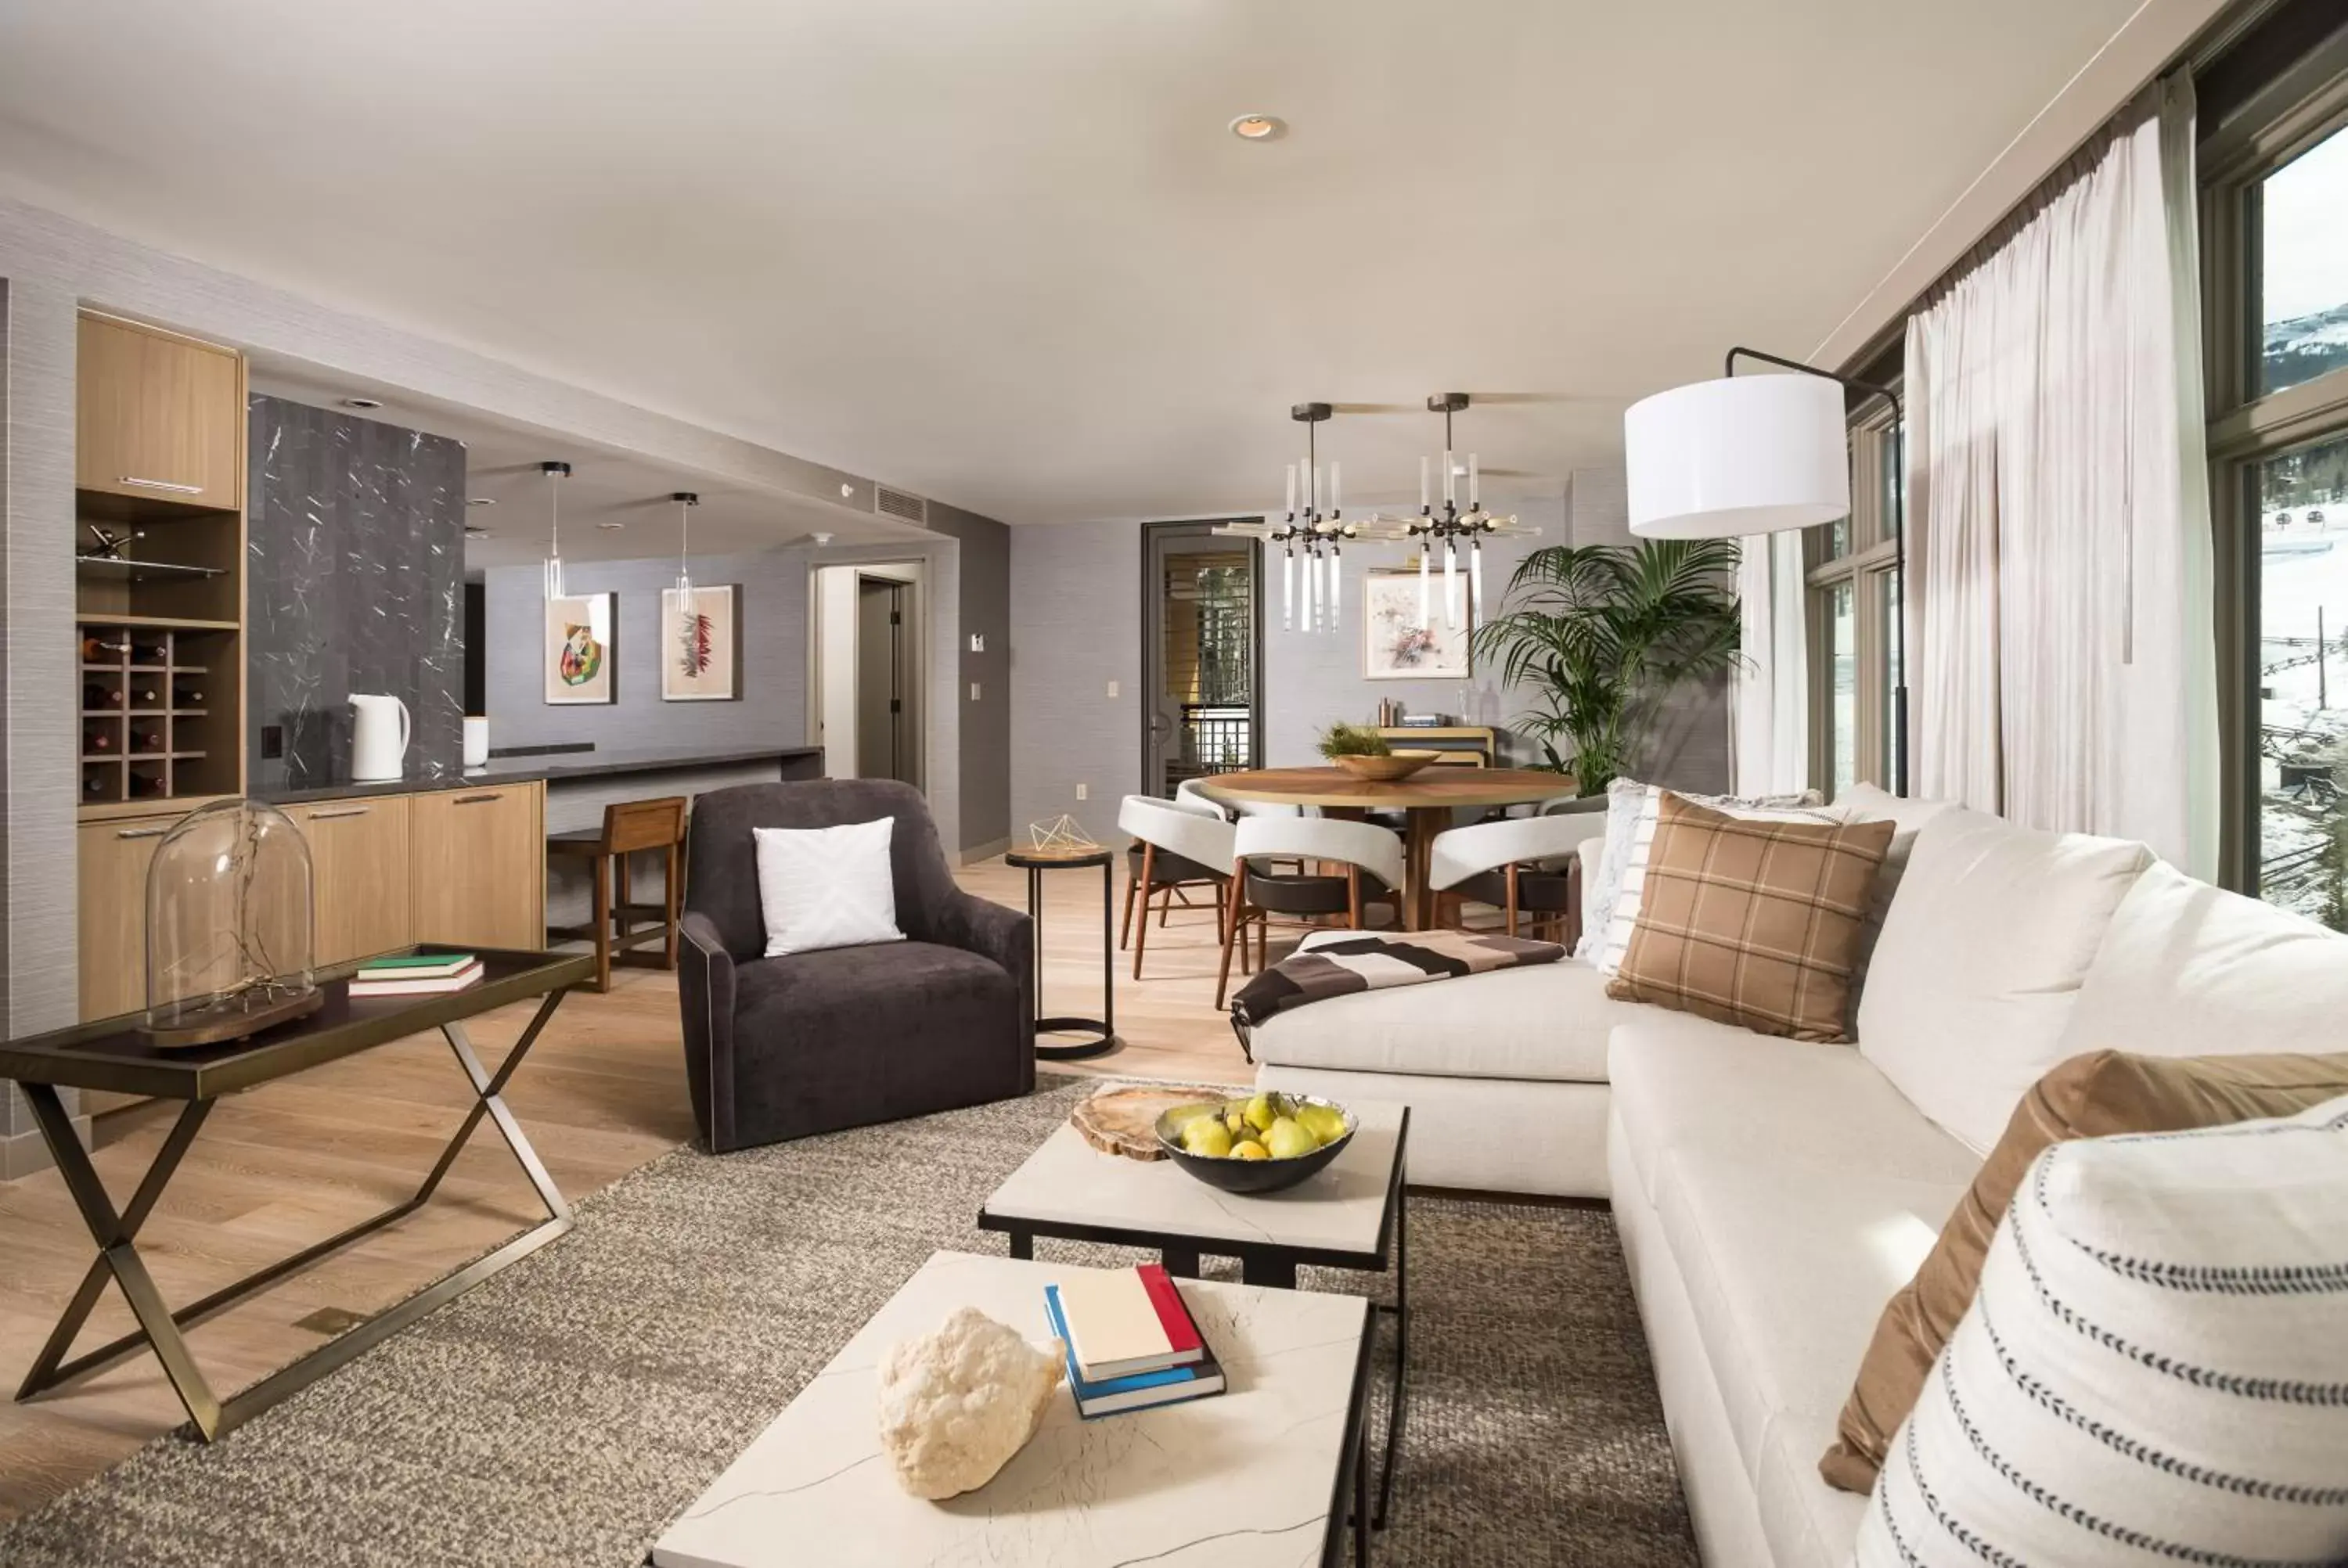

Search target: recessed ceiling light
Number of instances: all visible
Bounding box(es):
[596,521,626,530]
[466,497,495,507]
[1229,114,1285,142]
[341,397,384,410]
[463,526,491,538]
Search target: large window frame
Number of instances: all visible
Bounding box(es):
[1805,405,1903,798]
[2201,30,2348,895]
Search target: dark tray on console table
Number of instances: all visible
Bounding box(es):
[0,944,594,1440]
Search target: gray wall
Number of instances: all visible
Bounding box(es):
[926,501,1012,853]
[1007,471,1730,836]
[482,549,808,756]
[247,396,467,791]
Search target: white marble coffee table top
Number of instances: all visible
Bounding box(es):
[982,1097,1408,1261]
[652,1250,1370,1568]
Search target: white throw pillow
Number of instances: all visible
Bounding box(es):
[1856,807,2150,1153]
[1857,1094,2348,1566]
[752,818,907,957]
[1584,779,1839,974]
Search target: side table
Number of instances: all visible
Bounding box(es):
[1005,846,1118,1060]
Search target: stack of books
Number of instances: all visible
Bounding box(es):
[1043,1264,1225,1419]
[349,952,483,998]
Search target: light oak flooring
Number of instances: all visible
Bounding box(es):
[0,856,1254,1520]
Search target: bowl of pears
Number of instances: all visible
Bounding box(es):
[1154,1091,1356,1194]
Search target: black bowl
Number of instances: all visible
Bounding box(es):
[1154,1095,1356,1195]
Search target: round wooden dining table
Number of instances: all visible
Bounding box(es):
[1199,765,1578,930]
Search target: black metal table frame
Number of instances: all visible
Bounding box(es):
[976,1116,1410,1535]
[3,950,589,1442]
[1007,849,1118,1061]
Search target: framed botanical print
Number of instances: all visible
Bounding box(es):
[661,583,743,702]
[544,592,617,704]
[1362,568,1471,680]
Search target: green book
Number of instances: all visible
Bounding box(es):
[357,952,477,976]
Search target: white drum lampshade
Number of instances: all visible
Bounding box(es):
[1624,372,1850,538]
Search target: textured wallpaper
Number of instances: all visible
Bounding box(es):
[246,396,467,791]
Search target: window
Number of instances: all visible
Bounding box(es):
[2204,34,2348,922]
[1806,410,1903,798]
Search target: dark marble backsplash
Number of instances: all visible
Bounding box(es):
[246,396,467,792]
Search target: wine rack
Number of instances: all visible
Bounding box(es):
[77,621,232,804]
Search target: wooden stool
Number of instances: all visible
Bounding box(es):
[546,796,688,991]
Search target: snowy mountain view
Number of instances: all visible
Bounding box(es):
[2263,302,2348,395]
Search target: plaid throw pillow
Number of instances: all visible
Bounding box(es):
[1604,792,1895,1042]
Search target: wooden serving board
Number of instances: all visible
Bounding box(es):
[1071,1084,1240,1161]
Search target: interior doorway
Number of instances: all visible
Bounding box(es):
[810,560,924,789]
[1140,521,1262,798]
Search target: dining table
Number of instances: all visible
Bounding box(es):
[1199,765,1578,930]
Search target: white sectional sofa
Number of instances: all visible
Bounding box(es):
[1252,793,2348,1566]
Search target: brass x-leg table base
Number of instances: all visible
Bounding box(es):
[15,993,573,1443]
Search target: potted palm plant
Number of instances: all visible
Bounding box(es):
[1469,540,1741,794]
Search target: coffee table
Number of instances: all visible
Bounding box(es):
[650,1250,1375,1568]
[978,1096,1410,1529]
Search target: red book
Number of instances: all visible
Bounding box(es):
[1136,1264,1204,1356]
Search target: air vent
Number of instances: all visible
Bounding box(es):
[875,485,928,524]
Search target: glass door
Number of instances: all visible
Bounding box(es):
[1142,522,1262,797]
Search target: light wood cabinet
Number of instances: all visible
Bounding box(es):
[296,796,413,966]
[409,782,546,951]
[77,811,184,1023]
[76,313,244,511]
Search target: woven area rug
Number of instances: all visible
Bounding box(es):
[0,1077,1697,1566]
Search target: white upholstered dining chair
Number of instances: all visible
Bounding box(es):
[1426,809,1609,943]
[1117,795,1239,980]
[1215,814,1406,1009]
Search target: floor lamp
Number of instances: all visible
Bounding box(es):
[1622,347,1907,797]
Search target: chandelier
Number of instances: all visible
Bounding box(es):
[1400,393,1536,630]
[1215,402,1358,634]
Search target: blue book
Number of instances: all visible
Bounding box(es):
[1043,1285,1225,1419]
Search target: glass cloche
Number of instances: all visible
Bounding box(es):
[141,799,321,1047]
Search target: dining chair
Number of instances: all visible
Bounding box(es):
[1174,778,1233,819]
[1215,815,1406,1009]
[1117,794,1240,980]
[1426,810,1611,944]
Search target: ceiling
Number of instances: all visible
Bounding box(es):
[250,358,926,571]
[0,0,2147,524]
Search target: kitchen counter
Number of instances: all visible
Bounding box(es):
[253,745,824,807]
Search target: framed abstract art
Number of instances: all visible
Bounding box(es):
[1362,568,1471,680]
[661,583,743,702]
[544,592,617,704]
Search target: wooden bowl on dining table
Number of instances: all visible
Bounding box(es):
[1331,751,1437,782]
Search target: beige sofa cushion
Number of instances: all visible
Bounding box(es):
[2062,858,2348,1059]
[1834,782,1958,1030]
[1246,958,1622,1084]
[1855,806,2152,1153]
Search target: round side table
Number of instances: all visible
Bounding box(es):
[1005,847,1118,1060]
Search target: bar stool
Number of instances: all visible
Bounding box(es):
[546,796,688,991]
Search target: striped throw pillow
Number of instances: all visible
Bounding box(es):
[1857,1094,2348,1566]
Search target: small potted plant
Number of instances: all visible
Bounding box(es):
[1318,721,1434,782]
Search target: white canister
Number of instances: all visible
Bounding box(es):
[463,716,490,769]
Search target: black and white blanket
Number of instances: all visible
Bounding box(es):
[1230,929,1565,1052]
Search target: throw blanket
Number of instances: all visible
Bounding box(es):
[1230,929,1565,1054]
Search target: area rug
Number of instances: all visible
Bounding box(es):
[0,1077,1697,1566]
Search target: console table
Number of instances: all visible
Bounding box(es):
[0,944,592,1440]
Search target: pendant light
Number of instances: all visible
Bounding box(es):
[1214,402,1356,635]
[1396,394,1535,631]
[672,490,700,611]
[538,460,573,599]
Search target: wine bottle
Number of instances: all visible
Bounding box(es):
[80,634,128,661]
[130,728,164,752]
[128,772,164,799]
[129,638,168,664]
[172,686,204,707]
[82,773,110,800]
[85,727,115,753]
[83,682,124,709]
[128,686,160,707]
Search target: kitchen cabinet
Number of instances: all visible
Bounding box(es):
[409,782,546,951]
[76,312,244,512]
[77,810,184,1023]
[296,795,414,966]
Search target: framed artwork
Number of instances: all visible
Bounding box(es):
[1362,568,1471,680]
[661,584,743,702]
[544,592,617,704]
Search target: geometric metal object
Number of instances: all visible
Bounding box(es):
[1024,814,1100,856]
[5,949,589,1442]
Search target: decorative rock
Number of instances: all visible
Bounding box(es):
[877,1306,1064,1500]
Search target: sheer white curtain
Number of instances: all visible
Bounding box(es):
[1905,74,2217,875]
[1732,530,1809,796]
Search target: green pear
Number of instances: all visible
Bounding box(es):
[1183,1117,1234,1158]
[1244,1093,1278,1133]
[1264,1117,1316,1160]
[1297,1103,1348,1146]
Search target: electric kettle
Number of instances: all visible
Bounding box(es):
[350,693,411,782]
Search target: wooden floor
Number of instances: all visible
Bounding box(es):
[0,856,1251,1520]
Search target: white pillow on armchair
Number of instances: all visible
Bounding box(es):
[753,818,908,957]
